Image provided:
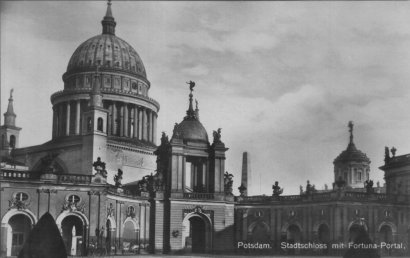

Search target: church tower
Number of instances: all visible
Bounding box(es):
[333,121,370,188]
[81,69,109,175]
[1,89,21,157]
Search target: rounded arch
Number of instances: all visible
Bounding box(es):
[378,221,397,234]
[56,210,89,230]
[313,221,330,234]
[281,221,303,234]
[106,216,116,230]
[347,219,368,232]
[123,217,138,230]
[32,156,69,174]
[181,211,213,253]
[248,220,270,234]
[1,209,37,225]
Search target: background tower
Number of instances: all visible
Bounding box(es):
[240,152,251,196]
[0,89,21,157]
[333,121,370,188]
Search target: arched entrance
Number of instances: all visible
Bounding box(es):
[1,209,36,257]
[379,225,393,243]
[8,214,32,256]
[61,215,84,256]
[318,224,330,243]
[56,212,88,257]
[190,216,205,253]
[348,223,367,242]
[122,219,138,253]
[248,221,270,243]
[286,224,301,255]
[181,213,212,253]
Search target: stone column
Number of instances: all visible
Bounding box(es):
[143,108,147,141]
[133,106,138,139]
[75,100,81,135]
[148,110,152,142]
[124,104,129,137]
[153,113,157,144]
[58,104,64,136]
[112,102,117,136]
[107,103,112,136]
[120,104,124,137]
[138,107,143,140]
[66,102,70,135]
[52,107,57,138]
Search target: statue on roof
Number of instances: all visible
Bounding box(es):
[364,179,374,194]
[114,169,123,188]
[272,181,283,197]
[224,171,234,195]
[173,123,180,138]
[187,80,195,92]
[213,128,222,143]
[391,147,397,157]
[10,88,14,99]
[384,146,390,164]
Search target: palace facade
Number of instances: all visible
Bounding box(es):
[1,1,409,257]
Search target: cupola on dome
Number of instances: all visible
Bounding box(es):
[334,121,370,164]
[65,0,147,80]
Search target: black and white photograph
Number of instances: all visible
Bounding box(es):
[0,1,409,257]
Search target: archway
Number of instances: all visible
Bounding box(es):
[286,224,301,255]
[190,216,205,253]
[61,215,85,256]
[181,213,212,253]
[1,209,37,257]
[379,225,393,243]
[7,214,32,256]
[248,221,270,243]
[348,224,367,242]
[318,224,330,243]
[122,218,138,253]
[287,224,301,243]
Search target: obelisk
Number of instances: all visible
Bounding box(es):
[241,152,251,196]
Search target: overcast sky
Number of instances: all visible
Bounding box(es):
[2,1,410,195]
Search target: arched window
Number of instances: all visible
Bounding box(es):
[97,117,103,132]
[87,117,92,132]
[9,135,16,148]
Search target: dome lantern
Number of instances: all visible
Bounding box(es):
[101,0,116,35]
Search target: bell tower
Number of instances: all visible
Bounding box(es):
[81,68,109,174]
[1,89,21,157]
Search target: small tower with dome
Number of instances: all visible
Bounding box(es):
[333,121,371,188]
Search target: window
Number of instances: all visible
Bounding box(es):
[106,60,111,66]
[132,83,138,90]
[87,117,92,132]
[9,135,16,148]
[14,192,29,201]
[97,117,103,131]
[67,194,80,204]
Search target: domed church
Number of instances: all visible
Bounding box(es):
[1,1,410,257]
[14,0,159,184]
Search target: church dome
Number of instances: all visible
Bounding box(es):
[66,34,147,79]
[333,121,370,164]
[177,118,209,143]
[334,142,370,164]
